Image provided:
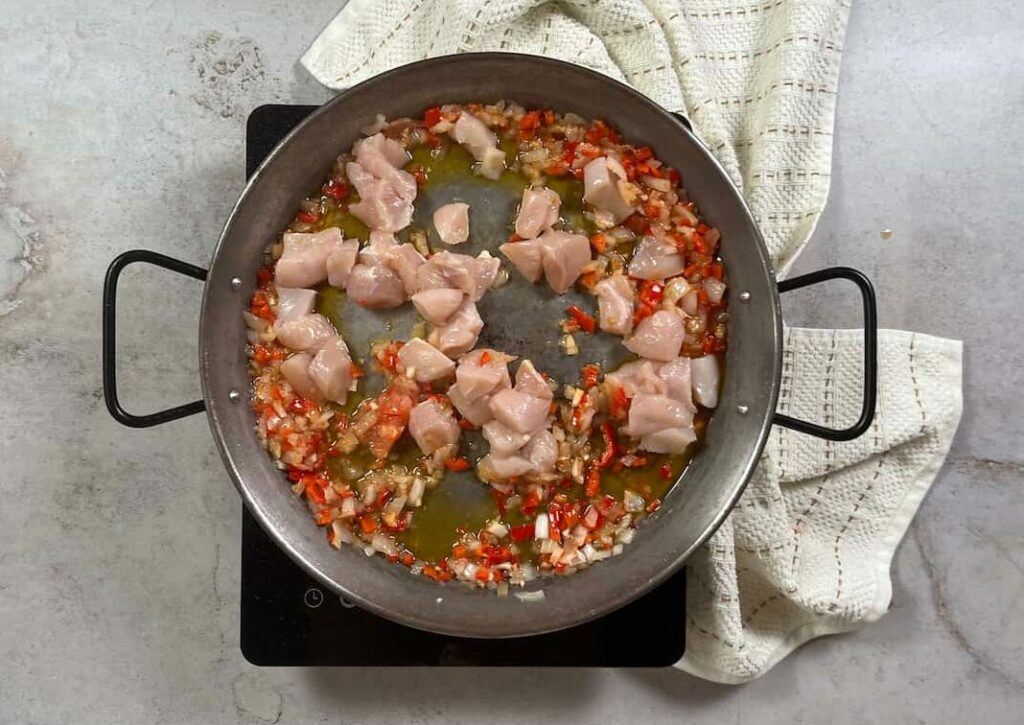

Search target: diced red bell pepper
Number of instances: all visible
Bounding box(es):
[596,423,617,469]
[567,305,596,333]
[423,106,442,128]
[509,523,535,542]
[323,178,349,200]
[608,386,630,419]
[444,457,471,472]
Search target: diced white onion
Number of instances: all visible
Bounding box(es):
[408,477,426,507]
[624,489,645,513]
[242,310,269,332]
[547,543,564,565]
[361,483,377,505]
[539,538,559,554]
[330,521,352,548]
[360,113,387,135]
[642,176,672,192]
[534,512,550,540]
[703,277,727,305]
[371,533,399,556]
[486,520,509,538]
[514,590,547,602]
[520,148,549,163]
[682,290,699,316]
[384,495,407,517]
[664,278,692,304]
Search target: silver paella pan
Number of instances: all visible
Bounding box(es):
[102,54,876,638]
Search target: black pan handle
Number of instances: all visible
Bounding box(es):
[773,267,877,441]
[103,250,208,428]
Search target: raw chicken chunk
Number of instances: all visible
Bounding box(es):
[417,251,498,301]
[346,161,415,232]
[346,262,406,309]
[276,227,345,288]
[479,146,506,181]
[280,352,321,402]
[499,238,544,283]
[396,338,456,383]
[275,287,317,323]
[275,313,336,352]
[456,359,509,400]
[522,428,558,473]
[627,235,686,280]
[308,337,353,404]
[624,309,685,362]
[433,202,471,245]
[325,239,360,288]
[472,253,501,298]
[408,398,461,455]
[430,300,483,357]
[658,357,696,411]
[354,132,409,169]
[482,420,532,456]
[604,359,667,398]
[411,288,464,325]
[515,187,560,239]
[690,354,720,408]
[488,389,550,434]
[582,156,634,224]
[514,359,552,400]
[387,243,426,295]
[593,275,634,335]
[451,111,499,161]
[539,230,592,294]
[447,382,495,426]
[362,230,398,259]
[640,426,697,454]
[455,349,513,398]
[623,394,694,437]
[479,454,534,480]
[345,159,378,198]
[354,141,417,202]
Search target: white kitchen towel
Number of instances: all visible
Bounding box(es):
[301,0,964,683]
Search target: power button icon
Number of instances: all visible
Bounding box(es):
[303,587,324,608]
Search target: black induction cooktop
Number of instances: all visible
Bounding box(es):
[239,104,686,667]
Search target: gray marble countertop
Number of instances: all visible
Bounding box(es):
[1,1,1021,723]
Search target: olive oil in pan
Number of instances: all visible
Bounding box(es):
[307,138,717,561]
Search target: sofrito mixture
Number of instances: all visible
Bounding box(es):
[244,102,727,596]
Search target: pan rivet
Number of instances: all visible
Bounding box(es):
[228,390,240,403]
[230,277,242,289]
[739,291,751,303]
[737,404,749,415]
